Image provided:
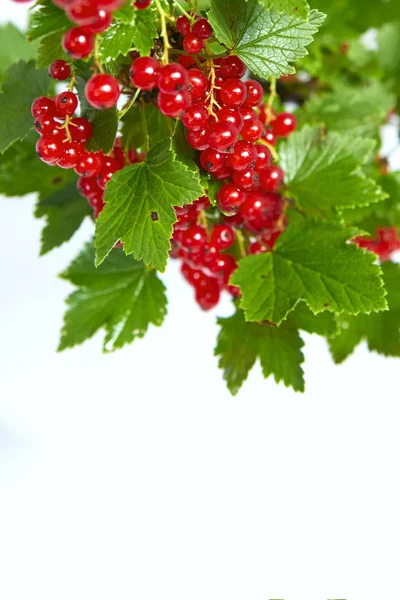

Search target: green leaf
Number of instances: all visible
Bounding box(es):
[121,102,172,152]
[59,242,167,351]
[37,30,69,69]
[208,0,325,78]
[257,0,310,20]
[279,126,387,219]
[231,212,387,325]
[27,0,71,41]
[0,131,73,197]
[0,24,39,85]
[95,138,204,271]
[329,262,400,362]
[288,302,337,336]
[0,60,49,154]
[215,308,305,395]
[98,6,157,61]
[35,181,92,255]
[77,77,118,153]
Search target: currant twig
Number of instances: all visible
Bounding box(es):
[154,0,172,65]
[118,88,141,119]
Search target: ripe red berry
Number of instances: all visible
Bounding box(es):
[217,107,244,132]
[244,80,264,107]
[57,141,84,169]
[180,225,207,252]
[158,90,192,117]
[85,74,120,109]
[134,0,152,7]
[183,33,204,54]
[217,183,246,215]
[36,136,63,164]
[130,56,160,90]
[158,63,189,93]
[182,104,208,131]
[193,18,213,39]
[213,164,233,180]
[200,147,225,173]
[195,277,220,311]
[78,175,102,199]
[187,128,209,151]
[187,68,209,101]
[263,129,277,145]
[259,165,284,192]
[54,91,78,116]
[220,79,247,107]
[176,15,191,35]
[97,156,121,189]
[220,55,246,79]
[34,115,58,136]
[207,122,238,152]
[227,140,257,172]
[69,117,93,143]
[62,27,94,59]
[241,118,263,142]
[49,60,71,81]
[210,224,235,250]
[239,191,281,231]
[31,96,56,119]
[271,112,297,137]
[83,9,113,34]
[233,168,260,192]
[67,0,100,25]
[209,253,237,284]
[75,151,104,177]
[249,241,268,255]
[97,0,126,9]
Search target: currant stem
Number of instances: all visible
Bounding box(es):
[93,35,105,74]
[198,209,209,231]
[258,137,279,162]
[155,0,172,65]
[236,229,247,258]
[172,0,193,21]
[118,88,141,119]
[266,77,277,125]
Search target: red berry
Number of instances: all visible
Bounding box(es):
[134,0,152,7]
[227,140,257,172]
[240,107,258,122]
[31,96,56,119]
[158,63,189,93]
[259,165,284,192]
[36,136,63,164]
[158,90,192,117]
[200,147,225,173]
[254,144,271,171]
[220,55,246,79]
[48,60,71,81]
[54,91,78,117]
[78,175,102,199]
[187,68,209,101]
[176,15,191,35]
[249,241,268,255]
[207,122,238,152]
[241,119,263,142]
[67,0,100,25]
[209,253,237,284]
[233,168,260,191]
[182,104,208,131]
[62,27,94,59]
[194,195,210,211]
[97,0,126,8]
[217,107,244,132]
[85,74,120,109]
[263,129,277,145]
[210,224,235,250]
[130,56,160,90]
[217,183,246,215]
[83,9,113,34]
[195,277,220,310]
[193,18,213,39]
[97,157,121,190]
[187,128,209,151]
[271,112,297,137]
[244,80,264,107]
[220,79,247,107]
[180,225,207,252]
[34,115,58,136]
[213,164,233,180]
[69,117,93,143]
[57,141,84,169]
[239,191,282,231]
[75,151,104,177]
[183,33,204,54]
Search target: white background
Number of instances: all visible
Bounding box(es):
[1,3,400,599]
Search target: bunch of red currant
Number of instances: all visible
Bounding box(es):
[355,227,400,261]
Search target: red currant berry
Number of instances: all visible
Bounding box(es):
[227,140,257,172]
[78,175,102,199]
[241,119,263,142]
[75,151,104,177]
[220,55,246,79]
[209,253,237,284]
[36,136,63,164]
[187,68,209,101]
[194,195,211,211]
[85,74,120,109]
[67,0,99,25]
[57,141,84,169]
[54,91,78,116]
[249,241,268,255]
[83,9,113,34]
[62,27,94,59]
[193,18,213,39]
[213,164,233,180]
[233,168,260,191]
[182,104,208,131]
[210,224,235,250]
[48,60,71,81]
[187,128,209,151]
[254,144,271,171]
[31,96,56,119]
[134,0,152,7]
[240,107,258,123]
[97,157,121,190]
[180,225,207,252]
[200,148,225,173]
[183,33,204,54]
[259,165,284,192]
[34,115,58,136]
[130,56,160,90]
[271,112,297,137]
[178,54,196,69]
[97,0,126,9]
[158,63,189,93]
[217,183,246,215]
[244,80,264,107]
[176,15,191,35]
[158,90,192,117]
[195,277,220,310]
[69,117,93,143]
[220,79,247,107]
[263,129,277,145]
[207,122,238,152]
[239,191,281,231]
[217,107,244,132]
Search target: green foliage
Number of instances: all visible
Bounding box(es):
[76,77,119,154]
[0,24,39,86]
[27,0,71,41]
[257,0,310,20]
[231,212,387,325]
[121,102,172,152]
[98,6,157,60]
[59,242,167,351]
[208,0,325,78]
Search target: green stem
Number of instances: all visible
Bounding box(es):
[172,0,193,21]
[154,0,172,65]
[118,88,141,119]
[236,229,247,258]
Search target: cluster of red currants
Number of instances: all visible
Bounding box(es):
[355,227,400,261]
[32,60,144,219]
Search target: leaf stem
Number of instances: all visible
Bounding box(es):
[118,88,141,119]
[236,229,247,258]
[266,77,277,125]
[172,0,193,21]
[155,0,172,65]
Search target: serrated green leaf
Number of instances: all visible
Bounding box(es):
[76,77,118,153]
[215,308,305,395]
[257,0,310,20]
[329,262,400,362]
[0,60,49,154]
[35,181,92,255]
[0,131,73,197]
[208,0,325,79]
[59,242,167,351]
[98,6,157,61]
[37,30,69,69]
[27,0,71,41]
[95,138,204,271]
[279,126,387,219]
[0,24,40,86]
[121,102,173,152]
[231,212,387,325]
[288,302,337,336]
